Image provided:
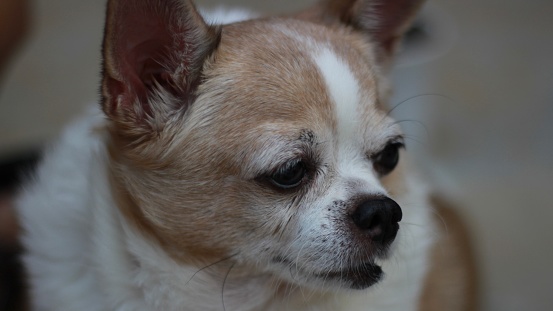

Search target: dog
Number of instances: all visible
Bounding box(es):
[16,0,476,310]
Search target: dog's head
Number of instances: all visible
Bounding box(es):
[101,0,424,290]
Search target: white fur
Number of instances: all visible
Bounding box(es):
[201,7,256,25]
[314,48,362,144]
[313,48,385,192]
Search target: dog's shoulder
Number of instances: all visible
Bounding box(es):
[419,196,478,311]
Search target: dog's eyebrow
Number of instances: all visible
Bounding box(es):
[249,124,316,151]
[387,134,405,144]
[299,129,316,145]
[255,133,313,160]
[242,128,318,177]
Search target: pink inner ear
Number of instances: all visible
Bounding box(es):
[109,10,175,109]
[103,0,219,119]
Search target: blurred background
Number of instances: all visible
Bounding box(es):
[0,0,552,310]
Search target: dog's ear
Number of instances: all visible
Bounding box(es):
[298,0,425,63]
[101,0,220,131]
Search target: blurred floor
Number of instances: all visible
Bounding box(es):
[0,0,552,310]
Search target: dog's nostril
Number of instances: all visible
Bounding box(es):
[351,197,402,244]
[366,214,382,231]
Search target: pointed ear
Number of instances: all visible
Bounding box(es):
[101,0,220,128]
[298,0,425,63]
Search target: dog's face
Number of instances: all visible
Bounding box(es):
[102,0,424,290]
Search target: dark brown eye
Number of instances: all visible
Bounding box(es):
[372,142,404,176]
[270,160,306,189]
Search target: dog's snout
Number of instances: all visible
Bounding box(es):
[351,197,402,244]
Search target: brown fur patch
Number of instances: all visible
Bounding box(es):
[419,196,479,311]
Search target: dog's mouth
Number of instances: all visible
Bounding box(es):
[273,257,384,290]
[315,261,383,290]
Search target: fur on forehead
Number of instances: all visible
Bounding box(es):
[205,21,388,123]
[206,17,386,108]
[218,22,393,123]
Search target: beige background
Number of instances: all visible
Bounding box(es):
[1,0,552,310]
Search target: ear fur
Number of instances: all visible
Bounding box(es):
[101,0,220,134]
[298,0,425,63]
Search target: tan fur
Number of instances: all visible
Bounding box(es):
[419,197,479,311]
[105,15,405,268]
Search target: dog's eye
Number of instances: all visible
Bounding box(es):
[372,142,404,176]
[270,160,306,189]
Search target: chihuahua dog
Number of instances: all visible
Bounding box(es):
[16,0,476,310]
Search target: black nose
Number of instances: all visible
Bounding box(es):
[351,197,402,244]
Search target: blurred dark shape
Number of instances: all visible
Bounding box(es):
[0,149,39,311]
[0,0,30,83]
[403,19,429,49]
